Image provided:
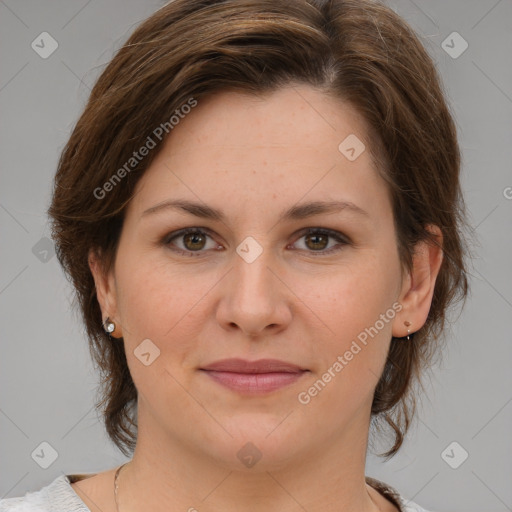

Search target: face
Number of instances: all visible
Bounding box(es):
[92,84,423,470]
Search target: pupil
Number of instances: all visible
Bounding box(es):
[185,232,204,250]
[307,233,327,250]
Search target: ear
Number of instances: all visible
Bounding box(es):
[392,225,443,338]
[88,248,122,338]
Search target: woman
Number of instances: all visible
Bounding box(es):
[0,0,468,511]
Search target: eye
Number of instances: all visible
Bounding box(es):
[163,227,350,257]
[290,228,350,255]
[163,228,221,256]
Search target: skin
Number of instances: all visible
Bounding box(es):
[75,83,443,512]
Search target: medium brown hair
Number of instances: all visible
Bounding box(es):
[48,0,468,458]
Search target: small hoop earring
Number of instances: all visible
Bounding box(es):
[104,317,116,335]
[403,320,412,341]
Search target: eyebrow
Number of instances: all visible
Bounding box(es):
[141,199,368,222]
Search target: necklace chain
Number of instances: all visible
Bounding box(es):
[114,462,129,512]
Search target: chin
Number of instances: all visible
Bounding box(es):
[201,415,307,472]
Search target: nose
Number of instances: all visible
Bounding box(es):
[215,246,293,338]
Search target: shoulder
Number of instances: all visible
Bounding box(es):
[366,476,433,512]
[0,474,90,512]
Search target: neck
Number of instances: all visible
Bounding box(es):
[116,408,384,512]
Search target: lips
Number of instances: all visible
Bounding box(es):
[200,358,306,373]
[200,358,308,394]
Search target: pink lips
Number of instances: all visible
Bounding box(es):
[200,358,308,394]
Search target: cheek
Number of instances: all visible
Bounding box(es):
[295,270,399,417]
[295,251,401,407]
[299,254,400,343]
[114,252,216,357]
[113,257,202,397]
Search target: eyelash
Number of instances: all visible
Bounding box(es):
[162,227,350,257]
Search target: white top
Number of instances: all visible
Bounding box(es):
[0,473,432,512]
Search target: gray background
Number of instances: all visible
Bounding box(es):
[1,1,511,511]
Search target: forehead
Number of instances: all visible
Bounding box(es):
[170,85,368,153]
[126,84,390,222]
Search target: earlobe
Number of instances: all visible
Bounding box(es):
[88,249,122,338]
[393,225,443,339]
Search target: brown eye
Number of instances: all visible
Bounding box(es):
[183,231,207,251]
[164,228,218,255]
[292,228,349,255]
[304,232,329,251]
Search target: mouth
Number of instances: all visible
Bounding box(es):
[199,358,309,394]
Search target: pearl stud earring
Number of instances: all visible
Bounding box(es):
[104,317,116,335]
